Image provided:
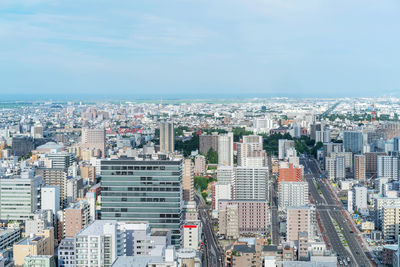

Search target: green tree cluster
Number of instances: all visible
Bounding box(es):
[206,148,218,164]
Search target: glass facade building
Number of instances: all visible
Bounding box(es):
[100,157,182,246]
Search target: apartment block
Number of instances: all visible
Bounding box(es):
[286,205,316,242]
[219,200,269,234]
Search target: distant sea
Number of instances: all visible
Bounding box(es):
[0,93,296,102]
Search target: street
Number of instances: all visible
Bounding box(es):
[302,156,371,267]
[195,194,224,267]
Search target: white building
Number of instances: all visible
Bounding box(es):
[377,156,399,181]
[382,206,400,241]
[234,167,268,200]
[347,190,354,213]
[278,182,309,210]
[217,165,235,185]
[182,222,201,250]
[375,197,400,230]
[73,220,171,267]
[353,186,368,211]
[0,174,42,221]
[41,185,60,214]
[218,133,233,166]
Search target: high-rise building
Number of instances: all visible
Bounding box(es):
[278,139,295,160]
[382,206,400,241]
[218,133,233,166]
[218,200,269,235]
[199,133,218,155]
[325,156,345,180]
[80,164,96,183]
[365,152,387,174]
[375,197,400,230]
[278,182,309,209]
[11,136,34,157]
[352,186,368,211]
[0,175,42,221]
[242,135,263,145]
[194,155,206,176]
[36,168,68,208]
[41,186,60,214]
[100,157,182,246]
[182,159,194,202]
[394,137,400,152]
[286,205,316,242]
[343,131,363,154]
[46,152,74,169]
[211,182,232,211]
[218,204,239,239]
[237,137,264,167]
[81,128,106,158]
[234,167,268,200]
[354,154,366,180]
[64,200,91,238]
[31,125,44,139]
[377,155,399,180]
[217,165,235,185]
[159,122,174,153]
[277,163,303,189]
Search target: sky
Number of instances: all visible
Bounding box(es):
[1,0,400,98]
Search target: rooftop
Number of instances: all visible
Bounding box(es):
[111,256,164,267]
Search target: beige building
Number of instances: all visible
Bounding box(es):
[194,155,206,176]
[182,159,194,202]
[219,204,239,239]
[80,128,106,158]
[286,205,316,242]
[64,200,91,238]
[80,165,96,182]
[159,122,174,153]
[13,227,54,267]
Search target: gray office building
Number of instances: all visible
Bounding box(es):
[100,157,182,246]
[343,131,363,154]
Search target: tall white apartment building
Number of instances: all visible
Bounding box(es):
[352,186,368,211]
[382,206,400,241]
[278,182,309,210]
[375,197,400,230]
[217,165,235,185]
[237,142,262,167]
[325,156,345,180]
[218,133,233,166]
[234,167,268,200]
[41,185,60,214]
[377,155,399,180]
